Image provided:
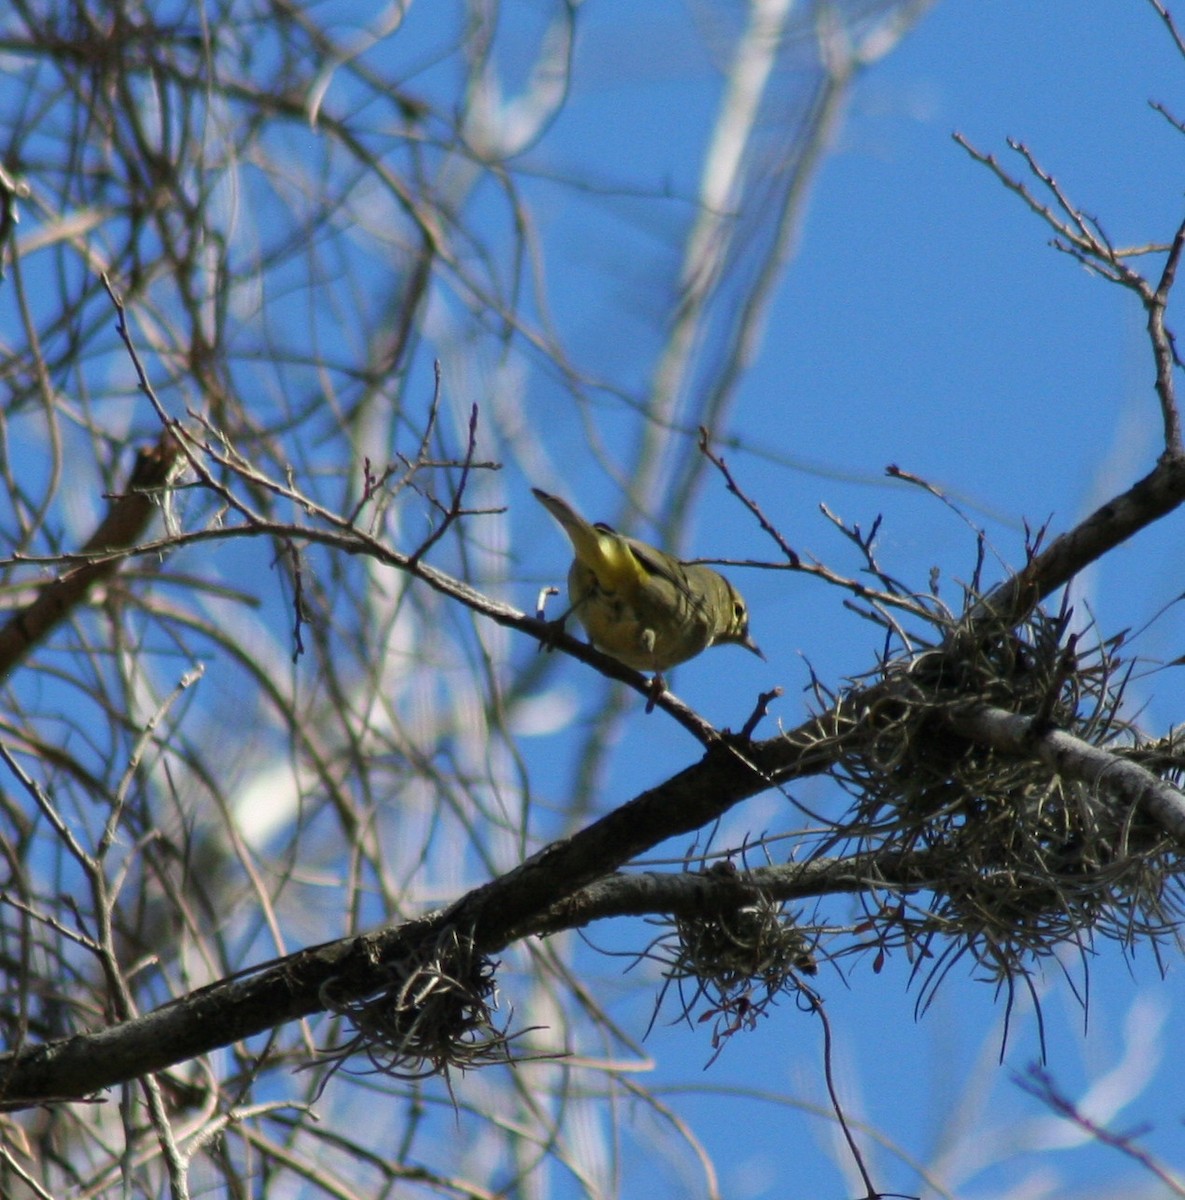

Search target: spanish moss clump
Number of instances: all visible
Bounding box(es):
[655,865,818,1053]
[816,603,1183,987]
[317,928,514,1082]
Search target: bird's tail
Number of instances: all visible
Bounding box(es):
[532,488,639,589]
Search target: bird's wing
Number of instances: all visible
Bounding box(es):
[615,531,711,617]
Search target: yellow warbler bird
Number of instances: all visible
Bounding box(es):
[532,488,762,687]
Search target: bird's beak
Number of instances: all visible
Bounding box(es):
[742,634,766,661]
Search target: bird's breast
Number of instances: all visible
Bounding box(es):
[567,561,713,670]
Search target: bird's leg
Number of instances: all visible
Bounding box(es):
[535,586,571,654]
[636,626,666,711]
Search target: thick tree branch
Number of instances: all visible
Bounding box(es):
[0,433,180,682]
[529,847,940,937]
[946,703,1185,842]
[5,645,1181,1110]
[0,716,838,1108]
[973,453,1185,626]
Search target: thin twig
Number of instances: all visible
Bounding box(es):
[1149,213,1185,456]
[698,427,800,566]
